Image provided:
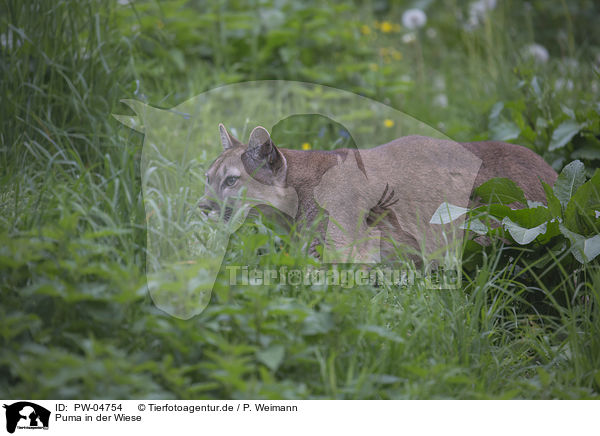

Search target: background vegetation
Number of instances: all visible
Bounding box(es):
[1,0,599,399]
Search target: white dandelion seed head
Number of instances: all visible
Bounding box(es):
[402,9,427,30]
[523,43,549,64]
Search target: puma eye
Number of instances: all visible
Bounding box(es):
[224,176,239,187]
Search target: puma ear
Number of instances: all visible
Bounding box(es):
[248,126,272,151]
[244,126,287,182]
[219,123,241,150]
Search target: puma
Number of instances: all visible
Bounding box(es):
[199,124,558,263]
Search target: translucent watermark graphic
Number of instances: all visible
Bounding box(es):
[114,80,481,319]
[225,265,460,290]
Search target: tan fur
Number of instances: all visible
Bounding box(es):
[200,126,558,263]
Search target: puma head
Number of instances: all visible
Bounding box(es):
[198,124,296,221]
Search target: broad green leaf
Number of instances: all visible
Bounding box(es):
[548,119,582,151]
[536,219,561,245]
[535,117,548,130]
[429,202,469,225]
[490,120,520,141]
[560,104,575,120]
[571,137,600,160]
[473,203,549,228]
[256,345,285,371]
[564,169,600,234]
[474,178,527,205]
[553,160,586,207]
[571,145,600,161]
[560,225,600,263]
[301,312,333,335]
[460,218,488,235]
[531,76,542,99]
[502,217,547,245]
[542,181,562,217]
[358,325,404,343]
[489,102,504,121]
[527,200,545,208]
[371,374,403,385]
[531,240,569,269]
[471,203,514,220]
[509,206,551,228]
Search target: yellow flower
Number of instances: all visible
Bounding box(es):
[391,49,402,60]
[383,119,395,128]
[380,21,393,33]
[369,63,379,71]
[301,142,311,150]
[361,25,371,35]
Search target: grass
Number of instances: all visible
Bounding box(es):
[1,0,599,399]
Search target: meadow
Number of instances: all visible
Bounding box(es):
[1,0,599,399]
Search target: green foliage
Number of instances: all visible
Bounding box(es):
[1,0,599,399]
[474,178,527,205]
[459,162,600,267]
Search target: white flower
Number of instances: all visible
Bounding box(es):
[523,43,549,63]
[402,33,416,44]
[433,94,448,108]
[402,9,427,30]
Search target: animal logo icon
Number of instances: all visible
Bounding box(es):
[3,402,50,434]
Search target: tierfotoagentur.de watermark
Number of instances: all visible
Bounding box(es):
[225,265,460,289]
